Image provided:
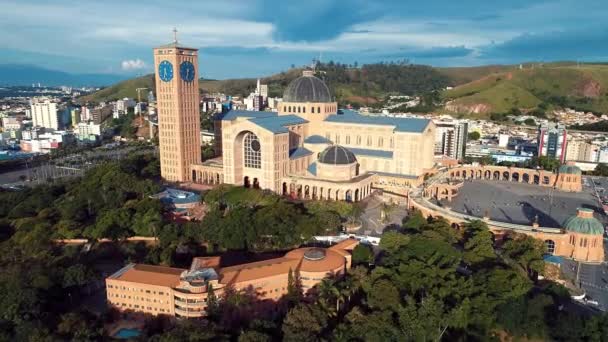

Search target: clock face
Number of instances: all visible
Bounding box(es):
[158,60,173,82]
[180,61,195,82]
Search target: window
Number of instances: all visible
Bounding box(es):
[378,137,383,147]
[346,136,350,144]
[356,136,361,145]
[244,132,261,169]
[544,240,555,254]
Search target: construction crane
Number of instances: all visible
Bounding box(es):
[135,87,149,117]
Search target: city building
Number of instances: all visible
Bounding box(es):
[153,39,436,197]
[537,123,568,162]
[1,117,22,131]
[154,39,202,182]
[114,98,137,118]
[90,105,113,125]
[434,119,468,161]
[70,109,81,128]
[75,122,102,140]
[31,99,61,130]
[106,239,359,317]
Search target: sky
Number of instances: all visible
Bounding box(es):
[1,0,608,79]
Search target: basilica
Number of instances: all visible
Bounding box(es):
[154,42,436,201]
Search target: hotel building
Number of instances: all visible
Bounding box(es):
[106,239,358,317]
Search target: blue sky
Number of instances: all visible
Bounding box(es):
[2,0,608,79]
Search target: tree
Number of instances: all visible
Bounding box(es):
[402,209,426,230]
[524,118,536,126]
[501,233,545,278]
[351,244,373,266]
[467,131,481,141]
[595,163,608,176]
[379,231,410,254]
[462,221,496,268]
[282,304,327,342]
[285,268,302,306]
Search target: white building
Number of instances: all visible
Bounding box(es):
[498,134,510,148]
[76,122,102,137]
[434,119,469,161]
[31,100,59,130]
[114,98,136,117]
[1,117,22,131]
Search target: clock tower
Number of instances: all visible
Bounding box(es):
[153,33,201,182]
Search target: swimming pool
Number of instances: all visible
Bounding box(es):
[114,328,141,339]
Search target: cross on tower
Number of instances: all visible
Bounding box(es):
[172,27,178,43]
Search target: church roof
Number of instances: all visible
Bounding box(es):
[304,135,332,144]
[249,115,308,134]
[289,147,313,159]
[563,208,603,235]
[283,71,333,103]
[217,110,276,121]
[558,165,582,175]
[348,147,393,159]
[325,110,431,133]
[318,145,357,165]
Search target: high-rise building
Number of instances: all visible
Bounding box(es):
[434,120,468,161]
[31,100,60,130]
[154,38,201,182]
[537,123,567,162]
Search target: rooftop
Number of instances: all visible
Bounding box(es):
[109,264,185,287]
[249,115,309,134]
[348,147,393,159]
[304,135,332,144]
[289,147,314,159]
[325,110,431,133]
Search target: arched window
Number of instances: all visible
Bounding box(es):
[346,136,350,144]
[367,136,372,146]
[356,136,361,145]
[378,137,383,147]
[244,132,261,169]
[390,138,394,148]
[311,107,315,113]
[544,240,555,254]
[318,106,321,113]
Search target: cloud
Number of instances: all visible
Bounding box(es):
[479,29,608,61]
[121,59,147,71]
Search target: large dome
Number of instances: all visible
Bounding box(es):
[283,70,332,103]
[318,145,356,165]
[563,208,603,235]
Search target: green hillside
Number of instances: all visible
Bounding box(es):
[443,63,608,117]
[79,74,155,103]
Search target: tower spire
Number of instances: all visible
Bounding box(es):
[172,27,178,44]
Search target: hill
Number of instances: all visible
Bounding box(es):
[79,74,155,103]
[0,64,125,87]
[443,63,608,118]
[80,62,456,105]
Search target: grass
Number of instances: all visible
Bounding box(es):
[442,64,608,117]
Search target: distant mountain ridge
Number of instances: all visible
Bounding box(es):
[0,64,127,87]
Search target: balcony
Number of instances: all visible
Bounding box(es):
[174,306,205,318]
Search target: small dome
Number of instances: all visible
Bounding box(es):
[563,208,603,235]
[303,248,326,261]
[283,71,332,103]
[318,145,356,165]
[558,164,582,175]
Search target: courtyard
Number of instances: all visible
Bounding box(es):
[438,179,606,228]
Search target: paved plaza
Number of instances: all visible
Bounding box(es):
[438,179,605,228]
